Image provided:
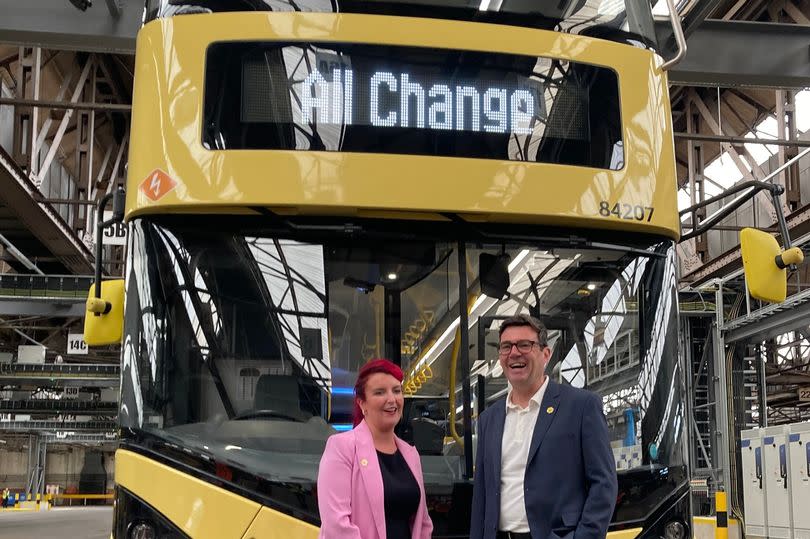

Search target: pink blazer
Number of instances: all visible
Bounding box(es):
[317,420,433,539]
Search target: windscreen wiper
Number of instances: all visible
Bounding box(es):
[440,212,666,258]
[250,206,364,235]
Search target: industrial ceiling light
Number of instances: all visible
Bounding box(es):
[69,0,92,11]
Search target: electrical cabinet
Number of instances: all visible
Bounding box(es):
[627,444,641,468]
[612,444,641,470]
[741,428,767,538]
[789,421,810,539]
[612,447,626,470]
[763,425,793,538]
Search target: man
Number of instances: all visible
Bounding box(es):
[471,314,617,539]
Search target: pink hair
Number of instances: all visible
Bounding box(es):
[352,359,404,427]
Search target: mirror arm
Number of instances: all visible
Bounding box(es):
[93,188,126,300]
[767,189,802,271]
[770,189,792,249]
[775,247,804,270]
[680,181,784,242]
[94,192,114,299]
[660,0,687,71]
[87,296,112,315]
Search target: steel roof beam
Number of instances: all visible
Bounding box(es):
[0,298,84,317]
[0,0,140,54]
[1,5,806,91]
[0,3,805,85]
[658,19,810,88]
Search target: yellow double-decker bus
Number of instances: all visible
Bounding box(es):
[87,0,695,537]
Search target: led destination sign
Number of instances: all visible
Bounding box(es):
[299,67,541,135]
[204,42,623,168]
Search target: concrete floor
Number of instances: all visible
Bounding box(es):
[0,506,112,539]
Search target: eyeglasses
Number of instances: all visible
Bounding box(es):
[498,340,542,356]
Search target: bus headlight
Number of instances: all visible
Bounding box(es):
[128,521,156,539]
[114,486,187,539]
[664,521,686,539]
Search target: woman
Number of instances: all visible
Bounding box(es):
[318,359,433,539]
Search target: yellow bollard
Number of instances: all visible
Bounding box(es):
[715,490,728,539]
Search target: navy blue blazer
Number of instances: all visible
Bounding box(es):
[470,380,618,539]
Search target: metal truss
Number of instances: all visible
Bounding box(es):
[0,419,116,431]
[0,362,119,379]
[0,399,117,414]
[0,273,93,316]
[42,431,117,444]
[0,273,92,298]
[724,287,810,344]
[0,299,85,317]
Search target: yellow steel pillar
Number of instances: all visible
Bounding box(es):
[715,490,728,539]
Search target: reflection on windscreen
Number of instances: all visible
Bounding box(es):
[120,220,465,493]
[149,0,657,47]
[120,218,683,530]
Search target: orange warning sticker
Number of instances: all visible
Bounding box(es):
[139,169,177,202]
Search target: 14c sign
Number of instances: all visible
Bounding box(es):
[67,333,88,355]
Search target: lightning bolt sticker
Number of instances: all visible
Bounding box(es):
[139,169,177,202]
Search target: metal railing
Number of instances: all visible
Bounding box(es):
[0,400,118,414]
[0,363,119,378]
[0,420,116,431]
[0,273,93,299]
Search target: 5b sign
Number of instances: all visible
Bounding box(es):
[67,333,88,355]
[96,210,127,246]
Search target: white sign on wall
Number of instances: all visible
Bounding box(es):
[17,345,46,364]
[67,333,88,355]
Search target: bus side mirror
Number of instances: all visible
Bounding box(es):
[740,228,804,303]
[83,279,125,345]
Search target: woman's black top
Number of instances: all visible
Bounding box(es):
[377,449,421,539]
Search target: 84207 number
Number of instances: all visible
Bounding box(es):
[598,201,654,222]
